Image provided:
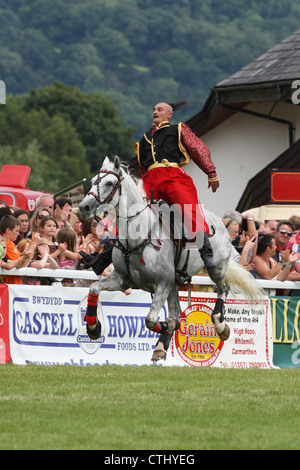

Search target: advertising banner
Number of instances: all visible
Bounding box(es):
[271,296,300,368]
[8,286,274,368]
[172,293,275,369]
[0,283,10,363]
[9,285,167,366]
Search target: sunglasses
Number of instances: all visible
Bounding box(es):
[278,229,292,236]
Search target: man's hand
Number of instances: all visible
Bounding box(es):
[208,172,219,193]
[208,179,219,192]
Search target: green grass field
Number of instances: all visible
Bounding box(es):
[0,363,299,450]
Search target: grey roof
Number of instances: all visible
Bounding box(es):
[216,29,300,88]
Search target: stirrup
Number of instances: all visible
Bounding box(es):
[175,269,191,286]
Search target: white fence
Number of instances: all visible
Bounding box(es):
[1,267,299,296]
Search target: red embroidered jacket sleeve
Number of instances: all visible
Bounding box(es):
[180,123,217,177]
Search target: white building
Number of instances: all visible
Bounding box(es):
[186,29,300,220]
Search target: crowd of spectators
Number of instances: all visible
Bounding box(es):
[0,194,299,288]
[0,195,115,286]
[222,210,300,283]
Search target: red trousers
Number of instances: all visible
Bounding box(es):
[142,167,208,239]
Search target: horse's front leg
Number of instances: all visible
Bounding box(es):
[151,284,181,361]
[85,272,130,340]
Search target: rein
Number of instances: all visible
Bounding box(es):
[115,203,162,271]
[115,229,162,271]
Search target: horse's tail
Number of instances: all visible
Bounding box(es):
[225,257,265,302]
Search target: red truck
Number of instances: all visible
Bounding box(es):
[0,164,49,211]
[0,164,86,211]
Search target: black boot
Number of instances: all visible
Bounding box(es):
[79,250,96,265]
[198,232,216,271]
[79,241,114,275]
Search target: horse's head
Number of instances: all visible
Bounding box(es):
[79,156,123,219]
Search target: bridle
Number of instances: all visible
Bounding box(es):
[86,166,169,275]
[88,169,123,205]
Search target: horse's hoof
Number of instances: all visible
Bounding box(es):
[218,324,230,341]
[165,317,180,333]
[212,312,230,341]
[86,320,102,340]
[151,349,166,362]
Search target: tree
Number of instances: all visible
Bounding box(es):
[24,82,135,172]
[1,0,300,140]
[0,96,90,192]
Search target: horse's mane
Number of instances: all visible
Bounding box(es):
[122,164,146,198]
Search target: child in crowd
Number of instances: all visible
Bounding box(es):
[17,237,59,285]
[37,215,67,285]
[0,233,31,270]
[0,215,31,284]
[56,227,79,286]
[18,238,59,270]
[38,215,67,262]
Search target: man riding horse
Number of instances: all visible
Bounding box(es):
[136,100,219,272]
[81,100,219,271]
[81,100,220,329]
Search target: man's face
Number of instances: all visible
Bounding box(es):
[39,196,54,214]
[275,224,293,247]
[64,203,72,221]
[153,102,173,125]
[265,220,277,234]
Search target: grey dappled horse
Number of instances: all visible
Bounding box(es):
[79,157,263,361]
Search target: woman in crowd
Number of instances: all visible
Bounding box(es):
[80,218,104,255]
[70,209,84,249]
[223,217,256,270]
[13,209,31,243]
[30,207,52,235]
[253,233,299,281]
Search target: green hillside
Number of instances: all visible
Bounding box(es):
[0,0,300,191]
[1,0,300,138]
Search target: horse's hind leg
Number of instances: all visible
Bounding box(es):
[145,283,174,332]
[207,262,230,341]
[151,284,181,362]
